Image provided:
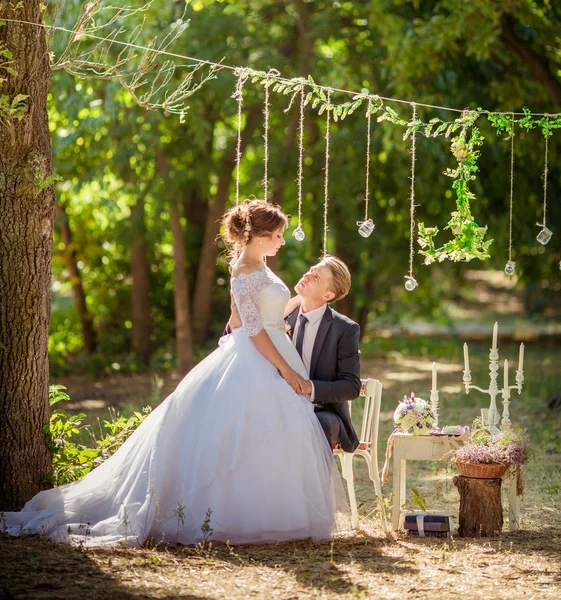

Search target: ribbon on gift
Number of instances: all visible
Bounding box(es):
[411,511,455,537]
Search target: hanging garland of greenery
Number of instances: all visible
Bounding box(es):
[241,68,560,264]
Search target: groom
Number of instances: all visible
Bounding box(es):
[228,255,361,452]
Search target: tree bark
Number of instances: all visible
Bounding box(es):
[0,3,54,509]
[56,204,97,354]
[192,106,262,344]
[500,14,561,108]
[170,205,194,373]
[156,150,194,372]
[130,196,152,366]
[453,475,504,537]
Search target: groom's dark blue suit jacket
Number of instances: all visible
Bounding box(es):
[286,306,361,452]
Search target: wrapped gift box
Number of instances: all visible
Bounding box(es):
[404,513,455,537]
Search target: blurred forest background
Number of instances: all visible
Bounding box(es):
[47,0,561,379]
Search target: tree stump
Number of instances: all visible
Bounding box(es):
[453,475,503,537]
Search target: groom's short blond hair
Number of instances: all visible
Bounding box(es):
[321,255,351,303]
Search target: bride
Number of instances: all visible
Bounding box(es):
[4,199,348,546]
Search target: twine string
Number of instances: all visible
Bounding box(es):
[364,98,373,222]
[1,18,557,118]
[296,84,306,229]
[323,90,332,255]
[508,114,515,262]
[543,128,549,227]
[262,78,271,201]
[408,103,418,278]
[233,69,248,205]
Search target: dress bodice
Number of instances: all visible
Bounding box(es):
[231,267,290,337]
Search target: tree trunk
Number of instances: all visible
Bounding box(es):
[0,3,54,509]
[500,14,561,108]
[56,204,97,354]
[192,107,261,344]
[156,150,194,372]
[170,205,194,373]
[453,475,504,537]
[130,196,152,366]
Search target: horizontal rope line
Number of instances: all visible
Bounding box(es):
[2,17,560,118]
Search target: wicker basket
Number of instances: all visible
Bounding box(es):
[456,461,508,479]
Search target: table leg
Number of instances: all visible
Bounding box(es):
[392,457,406,530]
[508,467,520,531]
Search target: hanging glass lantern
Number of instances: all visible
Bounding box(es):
[404,276,418,292]
[536,226,552,246]
[504,261,516,276]
[357,219,375,238]
[293,226,305,242]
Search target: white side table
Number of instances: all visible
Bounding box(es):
[391,433,520,532]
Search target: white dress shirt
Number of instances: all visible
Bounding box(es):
[292,303,327,402]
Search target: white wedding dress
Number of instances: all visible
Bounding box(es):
[4,267,349,546]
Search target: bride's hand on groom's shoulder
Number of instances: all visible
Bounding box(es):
[283,295,302,318]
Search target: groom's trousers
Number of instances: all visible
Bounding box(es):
[315,409,342,449]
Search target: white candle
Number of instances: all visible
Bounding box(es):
[432,362,437,390]
[463,343,470,372]
[504,358,509,388]
[518,343,524,371]
[492,322,498,351]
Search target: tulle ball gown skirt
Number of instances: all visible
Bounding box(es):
[4,330,349,546]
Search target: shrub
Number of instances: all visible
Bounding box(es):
[45,385,151,486]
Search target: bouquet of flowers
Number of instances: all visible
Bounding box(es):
[450,418,529,466]
[394,392,435,435]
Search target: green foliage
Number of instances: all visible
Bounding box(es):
[43,0,561,372]
[402,487,427,512]
[417,112,493,262]
[45,385,151,486]
[34,172,62,192]
[0,22,28,122]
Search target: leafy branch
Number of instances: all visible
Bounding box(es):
[486,107,561,139]
[47,1,221,115]
[246,69,383,120]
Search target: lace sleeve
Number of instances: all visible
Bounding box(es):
[230,271,269,337]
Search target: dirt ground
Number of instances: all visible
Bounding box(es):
[2,521,560,599]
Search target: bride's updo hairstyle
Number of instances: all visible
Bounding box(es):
[222,199,288,251]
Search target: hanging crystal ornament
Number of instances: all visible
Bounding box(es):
[536,125,552,245]
[404,276,418,292]
[404,103,418,291]
[358,219,375,238]
[504,114,516,276]
[293,83,306,242]
[504,261,516,276]
[537,226,552,245]
[357,98,375,238]
[293,226,305,241]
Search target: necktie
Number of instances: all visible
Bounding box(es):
[295,314,308,359]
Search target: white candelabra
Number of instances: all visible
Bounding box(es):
[462,322,525,432]
[430,361,439,428]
